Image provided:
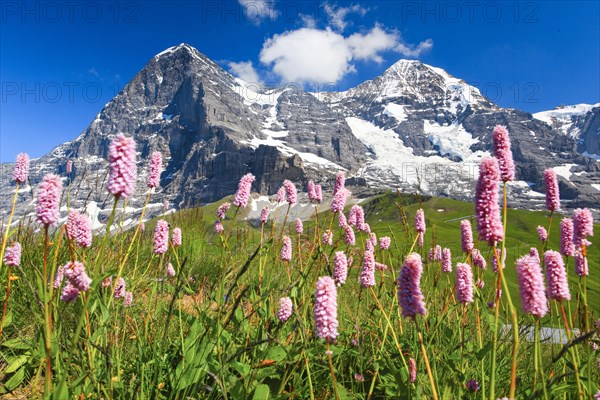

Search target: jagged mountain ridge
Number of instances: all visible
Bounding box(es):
[2,43,598,226]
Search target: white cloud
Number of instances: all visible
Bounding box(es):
[259,26,433,83]
[238,0,278,23]
[228,61,261,83]
[323,3,368,31]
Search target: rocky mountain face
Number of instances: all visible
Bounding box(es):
[2,43,598,227]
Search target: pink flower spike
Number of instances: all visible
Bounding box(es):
[147,151,162,188]
[281,236,292,262]
[544,250,570,302]
[66,160,73,175]
[460,220,474,253]
[344,224,355,245]
[307,180,317,202]
[323,230,333,246]
[434,245,442,261]
[153,220,169,255]
[60,283,80,302]
[455,263,474,304]
[76,213,92,248]
[3,242,21,267]
[442,248,452,272]
[574,252,588,277]
[314,276,339,341]
[314,185,323,203]
[66,210,80,240]
[276,186,286,203]
[333,172,345,196]
[233,173,255,208]
[408,358,417,383]
[492,125,515,182]
[166,263,176,277]
[124,291,133,306]
[36,174,63,226]
[414,209,426,233]
[108,133,137,198]
[360,251,376,288]
[277,297,293,322]
[283,179,298,205]
[573,208,594,248]
[417,232,424,247]
[53,265,64,289]
[397,253,427,317]
[215,220,224,234]
[13,153,30,184]
[379,237,391,250]
[295,218,304,234]
[544,169,560,211]
[537,226,548,242]
[331,188,349,213]
[529,247,540,262]
[172,227,182,247]
[338,212,347,227]
[560,218,575,257]
[114,277,126,298]
[375,262,388,271]
[333,251,348,285]
[516,254,548,318]
[216,202,231,219]
[475,157,504,246]
[63,261,92,292]
[260,206,269,224]
[472,249,487,270]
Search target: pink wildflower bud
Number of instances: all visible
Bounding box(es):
[315,185,323,203]
[434,245,442,261]
[408,358,417,383]
[475,278,485,289]
[215,220,224,233]
[348,205,364,228]
[544,250,570,302]
[66,210,80,240]
[323,229,333,246]
[573,208,594,249]
[375,262,388,271]
[379,237,391,250]
[560,218,575,257]
[277,297,293,322]
[13,153,30,184]
[53,265,64,289]
[475,157,504,246]
[442,248,452,272]
[147,151,162,188]
[338,211,347,227]
[333,251,348,285]
[114,277,126,298]
[107,133,137,198]
[307,180,317,201]
[276,186,286,203]
[365,237,374,253]
[362,223,371,234]
[492,125,515,182]
[233,173,255,207]
[397,253,427,317]
[333,172,345,196]
[460,220,474,253]
[537,226,548,242]
[3,242,21,267]
[281,236,292,262]
[153,220,169,255]
[314,276,339,341]
[472,249,487,270]
[63,261,92,292]
[166,263,176,277]
[36,173,63,226]
[216,202,230,219]
[414,209,426,233]
[76,213,92,248]
[574,252,588,277]
[283,179,298,205]
[60,283,80,302]
[455,263,474,304]
[344,224,356,245]
[360,251,376,288]
[124,291,133,306]
[544,169,560,211]
[516,254,548,318]
[102,276,112,288]
[295,218,304,234]
[331,188,349,213]
[172,227,182,247]
[260,206,269,224]
[66,159,73,175]
[529,247,540,263]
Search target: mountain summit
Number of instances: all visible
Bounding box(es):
[2,44,598,225]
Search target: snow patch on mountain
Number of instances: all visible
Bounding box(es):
[423,121,485,160]
[533,103,599,136]
[552,163,578,182]
[383,103,407,123]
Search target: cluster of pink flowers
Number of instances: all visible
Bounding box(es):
[375,262,388,271]
[460,220,474,253]
[560,218,575,257]
[172,227,182,247]
[61,261,92,302]
[147,151,162,189]
[408,358,417,383]
[472,249,487,270]
[331,188,349,213]
[379,237,391,250]
[67,210,80,240]
[322,230,333,246]
[414,209,426,234]
[76,213,92,248]
[544,169,560,211]
[333,172,345,196]
[13,153,30,184]
[314,276,339,341]
[36,174,63,226]
[276,186,286,203]
[277,297,293,322]
[397,253,427,317]
[537,225,548,242]
[455,263,474,304]
[348,205,365,231]
[281,236,292,262]
[575,252,588,277]
[492,125,515,182]
[4,242,21,267]
[360,251,376,288]
[153,220,169,255]
[114,277,127,298]
[107,134,137,198]
[295,218,303,234]
[338,212,347,227]
[233,173,255,208]
[474,157,504,246]
[214,221,224,234]
[573,208,593,248]
[260,206,270,224]
[441,248,452,272]
[333,251,348,285]
[216,202,231,219]
[344,225,356,245]
[166,263,176,277]
[515,254,548,318]
[544,250,570,301]
[283,179,298,205]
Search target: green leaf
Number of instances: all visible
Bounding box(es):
[252,384,270,400]
[266,345,287,362]
[4,354,30,373]
[3,367,26,391]
[1,310,12,328]
[1,338,31,350]
[476,342,493,360]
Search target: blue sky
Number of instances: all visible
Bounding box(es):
[1,0,599,161]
